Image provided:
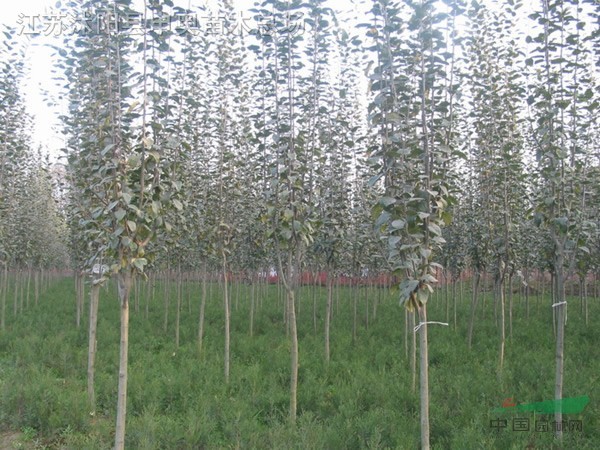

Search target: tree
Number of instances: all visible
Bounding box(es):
[367,0,462,447]
[526,0,598,438]
[60,0,183,446]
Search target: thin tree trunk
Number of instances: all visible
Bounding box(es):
[365,286,369,331]
[26,266,31,309]
[498,273,506,372]
[145,272,152,320]
[525,266,530,319]
[410,310,416,392]
[250,277,255,337]
[584,277,588,325]
[508,274,513,340]
[235,276,240,311]
[312,272,317,334]
[1,265,7,330]
[75,272,82,327]
[175,268,182,348]
[554,243,566,440]
[539,271,546,315]
[372,285,378,321]
[551,271,556,337]
[325,273,333,363]
[288,284,298,424]
[114,269,132,450]
[163,269,170,333]
[404,308,409,359]
[452,279,457,330]
[198,262,207,354]
[222,252,230,384]
[87,283,100,411]
[444,271,449,323]
[467,271,481,349]
[418,305,430,450]
[352,281,358,343]
[34,269,40,306]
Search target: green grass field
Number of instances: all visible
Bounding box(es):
[0,277,598,449]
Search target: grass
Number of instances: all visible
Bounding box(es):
[0,276,598,449]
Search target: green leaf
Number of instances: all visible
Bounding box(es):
[380,196,396,207]
[399,279,419,306]
[390,219,405,230]
[132,258,147,271]
[114,209,126,221]
[417,288,429,304]
[428,223,442,236]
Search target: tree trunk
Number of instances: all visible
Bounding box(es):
[288,284,298,424]
[134,276,139,314]
[467,271,481,349]
[498,273,506,372]
[365,286,369,331]
[250,276,255,337]
[163,269,170,333]
[1,265,7,330]
[452,279,457,330]
[584,277,588,325]
[551,271,556,337]
[312,272,317,334]
[175,268,182,349]
[410,310,416,392]
[554,242,566,440]
[75,272,82,328]
[444,271,449,323]
[25,267,31,309]
[418,305,430,449]
[525,266,530,319]
[352,281,358,343]
[198,263,207,354]
[114,269,132,450]
[325,273,333,363]
[404,309,409,359]
[280,249,299,425]
[87,283,100,411]
[34,270,40,306]
[508,274,513,340]
[222,252,230,384]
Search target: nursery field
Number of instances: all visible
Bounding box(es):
[0,277,598,449]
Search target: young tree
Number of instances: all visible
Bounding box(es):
[367,0,463,447]
[526,0,598,438]
[61,1,183,446]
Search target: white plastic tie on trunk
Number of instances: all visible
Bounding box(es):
[552,301,568,325]
[414,321,449,333]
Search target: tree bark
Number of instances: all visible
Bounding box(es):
[198,262,207,354]
[249,276,255,337]
[222,252,230,384]
[114,269,132,450]
[467,271,481,349]
[0,265,7,330]
[87,283,100,411]
[325,273,333,363]
[410,310,416,392]
[554,240,566,440]
[175,268,182,348]
[418,305,430,450]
